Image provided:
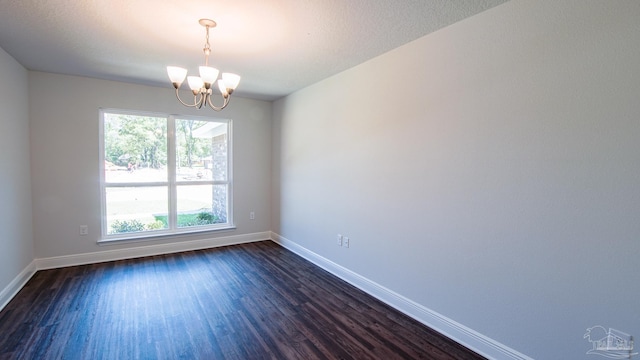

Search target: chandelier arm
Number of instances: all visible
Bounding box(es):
[197,93,206,109]
[174,88,205,108]
[205,93,231,111]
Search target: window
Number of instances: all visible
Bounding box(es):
[100,109,233,241]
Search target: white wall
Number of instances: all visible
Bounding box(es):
[0,47,34,300]
[272,1,640,358]
[29,72,272,259]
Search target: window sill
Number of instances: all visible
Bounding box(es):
[97,225,237,246]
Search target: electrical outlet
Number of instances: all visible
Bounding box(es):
[79,225,88,236]
[343,236,350,248]
[337,234,343,246]
[249,211,255,220]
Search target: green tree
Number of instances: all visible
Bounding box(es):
[178,119,196,168]
[105,114,167,169]
[176,120,213,168]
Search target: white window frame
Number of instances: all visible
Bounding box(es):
[98,108,234,243]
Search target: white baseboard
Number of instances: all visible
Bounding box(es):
[270,231,532,360]
[36,231,271,270]
[0,261,36,312]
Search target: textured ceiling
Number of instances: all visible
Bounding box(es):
[0,0,509,101]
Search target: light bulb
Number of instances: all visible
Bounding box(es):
[217,80,228,96]
[187,76,204,92]
[167,66,188,87]
[222,73,241,90]
[199,66,220,87]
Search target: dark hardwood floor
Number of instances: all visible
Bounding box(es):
[0,241,485,360]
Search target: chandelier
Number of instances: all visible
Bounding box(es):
[167,19,240,111]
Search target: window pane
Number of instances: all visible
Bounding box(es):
[176,184,228,227]
[105,187,169,234]
[104,113,167,183]
[175,119,228,182]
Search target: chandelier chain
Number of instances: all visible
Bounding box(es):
[203,25,211,66]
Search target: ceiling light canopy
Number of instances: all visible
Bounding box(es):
[167,19,240,111]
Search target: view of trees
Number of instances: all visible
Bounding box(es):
[104,113,214,170]
[103,113,229,235]
[104,114,166,169]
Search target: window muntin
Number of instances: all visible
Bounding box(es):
[100,110,233,240]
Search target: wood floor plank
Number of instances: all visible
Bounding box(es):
[0,241,486,360]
